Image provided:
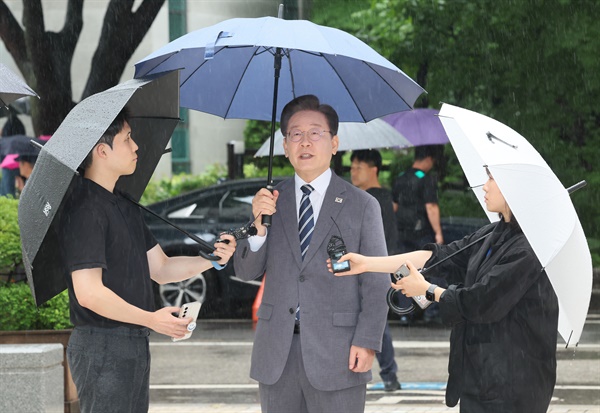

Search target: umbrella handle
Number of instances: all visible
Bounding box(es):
[261,184,274,227]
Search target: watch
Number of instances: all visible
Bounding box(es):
[426,284,438,302]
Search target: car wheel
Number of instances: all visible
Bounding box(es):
[159,271,216,308]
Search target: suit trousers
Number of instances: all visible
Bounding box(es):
[259,333,366,413]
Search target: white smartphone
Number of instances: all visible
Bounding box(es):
[172,301,202,342]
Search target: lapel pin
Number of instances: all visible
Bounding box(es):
[335,197,343,203]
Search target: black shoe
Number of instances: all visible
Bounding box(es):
[383,380,401,392]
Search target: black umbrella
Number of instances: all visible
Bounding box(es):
[18,71,184,306]
[0,134,46,159]
[0,63,39,107]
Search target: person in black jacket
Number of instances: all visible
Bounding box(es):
[330,167,559,413]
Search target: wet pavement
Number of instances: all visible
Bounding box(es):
[148,315,600,412]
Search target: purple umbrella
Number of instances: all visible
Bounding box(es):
[383,108,449,146]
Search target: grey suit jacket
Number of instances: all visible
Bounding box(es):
[233,172,390,391]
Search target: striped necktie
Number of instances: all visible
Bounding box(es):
[298,184,315,260]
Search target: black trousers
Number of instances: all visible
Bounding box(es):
[67,326,151,413]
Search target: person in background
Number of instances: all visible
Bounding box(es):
[15,153,38,193]
[330,167,559,413]
[234,95,390,413]
[350,149,400,392]
[0,114,26,196]
[393,144,445,323]
[393,145,444,251]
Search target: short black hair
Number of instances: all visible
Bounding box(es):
[280,95,339,137]
[79,107,131,171]
[414,145,443,162]
[350,149,382,175]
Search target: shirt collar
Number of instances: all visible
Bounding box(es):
[294,168,331,197]
[80,176,118,205]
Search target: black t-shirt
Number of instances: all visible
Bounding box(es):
[366,187,398,255]
[58,176,158,328]
[392,167,438,237]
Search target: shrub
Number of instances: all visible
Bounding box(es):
[0,282,72,331]
[0,197,22,275]
[140,164,227,205]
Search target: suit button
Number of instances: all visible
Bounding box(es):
[299,275,305,282]
[289,308,294,314]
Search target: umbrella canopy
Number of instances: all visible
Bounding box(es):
[383,108,449,146]
[134,16,424,123]
[438,103,592,347]
[0,135,45,158]
[18,71,180,306]
[135,15,424,200]
[0,63,39,107]
[254,118,412,157]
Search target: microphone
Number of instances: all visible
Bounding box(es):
[327,217,350,273]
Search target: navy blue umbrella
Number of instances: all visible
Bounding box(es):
[134,14,425,224]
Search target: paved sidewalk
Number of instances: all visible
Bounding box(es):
[149,403,600,412]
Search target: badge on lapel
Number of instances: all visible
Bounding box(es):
[335,197,343,203]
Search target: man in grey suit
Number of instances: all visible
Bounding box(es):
[234,95,390,412]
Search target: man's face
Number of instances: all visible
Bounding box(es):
[350,159,376,190]
[282,110,339,182]
[106,121,138,176]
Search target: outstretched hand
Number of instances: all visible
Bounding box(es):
[327,253,368,276]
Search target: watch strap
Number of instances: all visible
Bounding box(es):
[426,284,438,301]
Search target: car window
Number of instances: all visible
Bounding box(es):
[218,186,263,223]
[167,183,263,223]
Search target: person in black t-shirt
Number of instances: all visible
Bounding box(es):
[58,107,237,413]
[393,145,444,253]
[350,149,400,392]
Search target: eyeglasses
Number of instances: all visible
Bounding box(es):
[286,128,331,143]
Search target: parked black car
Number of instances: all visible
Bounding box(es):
[144,178,283,318]
[144,177,487,318]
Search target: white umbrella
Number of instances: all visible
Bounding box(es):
[438,103,592,347]
[254,118,412,157]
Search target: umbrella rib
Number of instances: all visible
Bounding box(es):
[285,49,297,100]
[222,46,261,119]
[319,54,415,121]
[180,45,251,88]
[320,54,369,121]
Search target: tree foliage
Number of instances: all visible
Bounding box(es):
[0,0,165,135]
[315,0,600,245]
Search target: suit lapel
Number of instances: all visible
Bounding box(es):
[302,174,347,266]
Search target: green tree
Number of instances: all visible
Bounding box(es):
[346,0,600,244]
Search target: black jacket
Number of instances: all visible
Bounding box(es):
[425,220,558,413]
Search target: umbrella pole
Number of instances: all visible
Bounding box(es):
[421,232,492,274]
[122,195,221,261]
[261,46,283,228]
[261,4,285,228]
